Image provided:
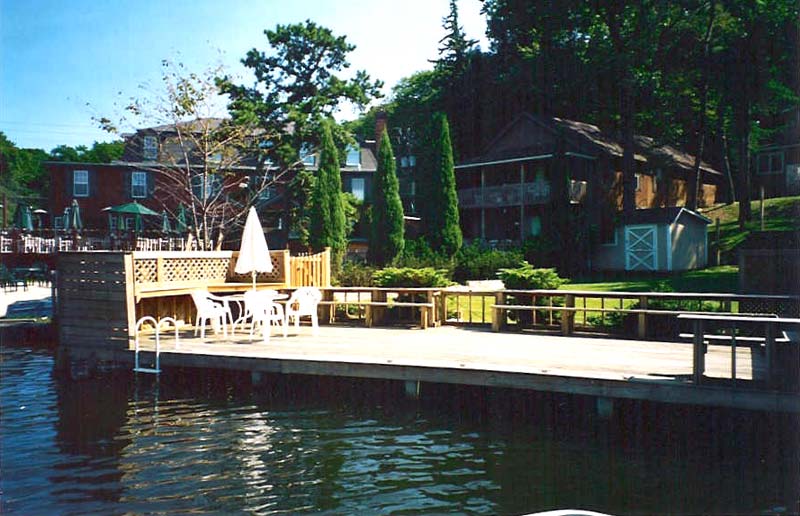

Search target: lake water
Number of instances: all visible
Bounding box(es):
[2,344,798,515]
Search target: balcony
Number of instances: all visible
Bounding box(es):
[457,180,551,209]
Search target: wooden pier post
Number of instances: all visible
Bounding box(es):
[692,319,705,384]
[492,291,506,332]
[638,295,648,339]
[561,293,575,335]
[404,380,420,399]
[596,397,614,419]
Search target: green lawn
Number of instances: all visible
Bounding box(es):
[445,265,741,325]
[563,265,739,293]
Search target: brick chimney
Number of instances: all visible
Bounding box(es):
[374,110,388,144]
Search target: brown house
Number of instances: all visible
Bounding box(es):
[455,113,724,270]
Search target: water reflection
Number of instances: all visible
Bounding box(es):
[1,346,798,515]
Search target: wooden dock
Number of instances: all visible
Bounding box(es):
[97,324,799,414]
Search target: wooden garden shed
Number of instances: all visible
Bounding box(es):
[591,207,711,272]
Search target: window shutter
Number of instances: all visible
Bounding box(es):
[147,171,155,197]
[88,169,97,198]
[124,170,132,199]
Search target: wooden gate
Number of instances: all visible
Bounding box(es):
[625,225,658,271]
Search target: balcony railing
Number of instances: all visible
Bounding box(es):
[457,180,551,209]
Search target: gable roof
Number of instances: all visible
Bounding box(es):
[459,113,720,175]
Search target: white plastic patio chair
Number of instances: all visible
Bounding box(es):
[285,287,322,335]
[237,290,286,343]
[190,289,229,340]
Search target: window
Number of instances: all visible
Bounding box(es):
[569,179,588,204]
[73,170,89,197]
[143,136,158,161]
[400,155,416,168]
[758,151,784,175]
[259,186,276,200]
[209,152,223,164]
[191,174,221,201]
[527,215,542,237]
[652,168,662,192]
[351,177,365,201]
[300,145,316,166]
[125,217,135,230]
[346,146,361,167]
[131,171,147,198]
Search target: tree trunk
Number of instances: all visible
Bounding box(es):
[736,121,752,230]
[621,79,637,217]
[688,3,716,211]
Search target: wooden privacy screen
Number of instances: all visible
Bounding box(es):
[57,252,135,350]
[288,248,331,287]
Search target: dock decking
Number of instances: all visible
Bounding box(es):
[122,325,799,413]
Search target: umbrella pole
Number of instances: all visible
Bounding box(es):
[252,270,256,291]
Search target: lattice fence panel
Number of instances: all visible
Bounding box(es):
[134,259,158,283]
[229,253,285,283]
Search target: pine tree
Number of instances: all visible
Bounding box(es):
[426,113,462,257]
[309,121,346,270]
[434,0,477,76]
[369,129,404,265]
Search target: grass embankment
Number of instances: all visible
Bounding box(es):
[701,196,800,261]
[443,196,800,324]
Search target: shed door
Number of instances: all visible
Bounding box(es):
[625,225,658,271]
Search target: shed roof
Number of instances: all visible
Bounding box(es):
[625,207,712,225]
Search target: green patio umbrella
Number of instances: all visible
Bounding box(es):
[15,205,34,231]
[68,199,82,231]
[175,204,188,234]
[106,201,161,217]
[62,205,72,230]
[161,210,172,234]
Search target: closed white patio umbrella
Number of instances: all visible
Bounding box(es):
[234,207,272,290]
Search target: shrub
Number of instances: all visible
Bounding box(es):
[497,262,566,290]
[337,261,377,287]
[453,241,524,283]
[372,267,451,287]
[522,236,557,267]
[395,238,453,271]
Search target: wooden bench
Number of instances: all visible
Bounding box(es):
[677,313,800,388]
[321,298,435,329]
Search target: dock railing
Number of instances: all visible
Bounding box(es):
[482,289,800,338]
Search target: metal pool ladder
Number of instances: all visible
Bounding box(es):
[134,316,180,374]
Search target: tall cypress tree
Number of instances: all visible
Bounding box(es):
[427,113,462,257]
[309,121,346,270]
[369,129,404,265]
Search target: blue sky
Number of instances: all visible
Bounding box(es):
[0,0,488,151]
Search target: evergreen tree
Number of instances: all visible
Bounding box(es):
[426,113,462,257]
[309,121,347,270]
[369,129,404,265]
